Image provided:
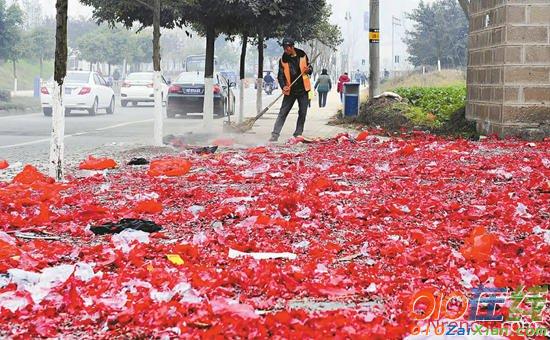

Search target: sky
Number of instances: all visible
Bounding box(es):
[327,0,437,72]
[35,0,434,71]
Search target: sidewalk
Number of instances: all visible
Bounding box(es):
[229,89,353,144]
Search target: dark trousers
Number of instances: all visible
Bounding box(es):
[318,91,328,107]
[272,92,309,138]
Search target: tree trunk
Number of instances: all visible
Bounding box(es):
[256,35,264,115]
[40,56,44,80]
[458,0,470,19]
[12,60,17,92]
[50,0,68,181]
[152,0,163,146]
[108,63,111,75]
[238,34,248,123]
[203,25,216,125]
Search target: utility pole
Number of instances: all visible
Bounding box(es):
[392,16,402,76]
[369,0,380,99]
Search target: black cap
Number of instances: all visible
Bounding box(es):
[282,38,295,47]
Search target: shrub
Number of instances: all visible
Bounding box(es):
[0,89,11,102]
[394,86,466,123]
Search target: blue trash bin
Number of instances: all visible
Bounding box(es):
[343,82,360,117]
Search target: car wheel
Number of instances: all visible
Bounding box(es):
[121,100,128,107]
[167,110,176,118]
[88,98,98,116]
[106,97,115,115]
[43,108,52,117]
[132,101,138,106]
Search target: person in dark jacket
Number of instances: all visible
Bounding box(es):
[270,38,313,142]
[314,69,332,108]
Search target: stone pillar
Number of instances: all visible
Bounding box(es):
[467,0,550,139]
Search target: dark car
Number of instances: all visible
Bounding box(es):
[167,72,236,118]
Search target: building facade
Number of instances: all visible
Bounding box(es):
[467,0,550,139]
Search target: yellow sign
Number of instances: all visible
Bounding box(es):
[369,32,380,41]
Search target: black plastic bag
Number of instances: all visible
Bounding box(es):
[90,219,162,235]
[128,158,150,166]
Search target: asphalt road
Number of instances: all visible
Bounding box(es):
[0,88,276,165]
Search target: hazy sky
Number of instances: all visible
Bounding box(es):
[35,0,434,70]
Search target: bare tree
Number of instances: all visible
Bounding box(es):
[458,0,469,18]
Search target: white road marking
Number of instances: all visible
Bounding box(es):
[94,119,153,131]
[0,119,154,149]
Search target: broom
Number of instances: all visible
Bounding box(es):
[224,55,318,134]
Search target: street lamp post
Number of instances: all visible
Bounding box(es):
[392,16,402,76]
[345,11,352,74]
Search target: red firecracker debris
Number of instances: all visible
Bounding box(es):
[0,132,548,338]
[148,158,192,177]
[79,156,117,170]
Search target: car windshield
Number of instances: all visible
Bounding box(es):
[176,72,206,84]
[65,72,90,84]
[127,73,153,81]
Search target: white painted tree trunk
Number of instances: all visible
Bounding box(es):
[153,71,163,146]
[238,79,245,123]
[437,59,441,72]
[49,83,65,180]
[203,77,214,126]
[256,78,263,115]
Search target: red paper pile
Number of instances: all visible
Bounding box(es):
[0,132,548,338]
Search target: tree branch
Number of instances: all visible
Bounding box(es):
[458,0,470,19]
[134,0,154,11]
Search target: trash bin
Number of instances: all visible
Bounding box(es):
[343,82,360,117]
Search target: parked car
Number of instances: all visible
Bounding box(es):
[40,71,115,116]
[166,72,236,119]
[219,71,238,86]
[120,72,170,107]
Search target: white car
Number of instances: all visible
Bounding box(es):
[120,72,169,107]
[40,71,115,116]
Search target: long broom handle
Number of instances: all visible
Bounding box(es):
[249,69,309,121]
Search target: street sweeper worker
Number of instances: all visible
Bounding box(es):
[269,38,313,142]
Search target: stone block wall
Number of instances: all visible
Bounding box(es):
[467,0,550,139]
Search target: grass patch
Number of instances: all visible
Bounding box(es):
[394,85,467,127]
[382,69,466,91]
[0,97,42,113]
[0,59,54,91]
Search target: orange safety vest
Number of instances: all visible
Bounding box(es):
[281,56,311,92]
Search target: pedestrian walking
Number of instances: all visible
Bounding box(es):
[270,38,313,142]
[337,72,351,102]
[314,68,332,108]
[355,69,362,83]
[361,72,368,87]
